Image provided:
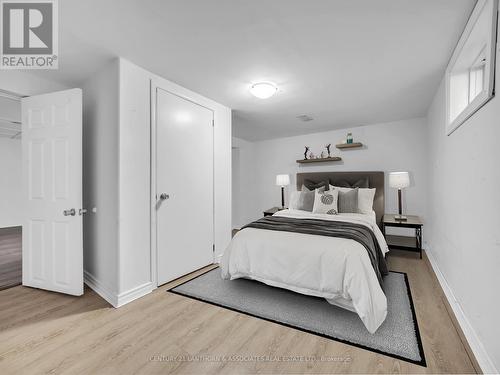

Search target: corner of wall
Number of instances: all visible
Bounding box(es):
[83,270,118,307]
[116,58,152,295]
[82,58,120,300]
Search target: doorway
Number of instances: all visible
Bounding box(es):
[0,91,22,290]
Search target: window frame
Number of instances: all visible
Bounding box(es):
[445,0,498,136]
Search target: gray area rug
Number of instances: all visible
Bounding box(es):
[169,268,426,366]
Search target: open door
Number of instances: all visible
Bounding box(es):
[21,89,83,296]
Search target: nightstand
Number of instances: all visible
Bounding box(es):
[382,214,423,259]
[263,207,285,217]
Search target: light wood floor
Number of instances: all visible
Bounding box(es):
[0,226,22,290]
[0,250,479,375]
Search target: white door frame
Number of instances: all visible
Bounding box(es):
[149,80,215,288]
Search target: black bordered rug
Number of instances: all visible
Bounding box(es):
[168,268,426,366]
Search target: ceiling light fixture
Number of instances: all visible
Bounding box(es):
[250,82,278,99]
[296,114,314,122]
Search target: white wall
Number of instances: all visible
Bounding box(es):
[0,71,68,97]
[0,96,21,120]
[233,118,428,229]
[117,60,152,296]
[0,138,22,228]
[232,137,258,228]
[425,47,500,372]
[82,60,120,301]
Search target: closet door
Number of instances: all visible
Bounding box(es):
[155,88,214,286]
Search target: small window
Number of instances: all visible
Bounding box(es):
[446,0,497,135]
[468,48,486,102]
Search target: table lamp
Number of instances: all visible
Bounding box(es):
[389,172,410,221]
[275,174,290,209]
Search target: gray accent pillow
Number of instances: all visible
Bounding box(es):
[303,179,330,191]
[338,188,359,213]
[331,178,369,189]
[297,185,324,212]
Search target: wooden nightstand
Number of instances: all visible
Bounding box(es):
[263,207,285,217]
[382,214,423,259]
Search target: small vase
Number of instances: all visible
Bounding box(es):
[347,133,353,144]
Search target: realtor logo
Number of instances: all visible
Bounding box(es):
[0,0,58,69]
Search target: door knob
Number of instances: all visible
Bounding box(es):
[63,208,76,216]
[79,208,87,215]
[159,193,170,201]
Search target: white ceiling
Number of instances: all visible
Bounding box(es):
[31,0,475,141]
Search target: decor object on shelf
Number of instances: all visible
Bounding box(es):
[250,82,278,99]
[296,157,342,164]
[336,142,363,149]
[346,132,353,144]
[389,172,410,221]
[325,144,331,157]
[276,174,290,208]
[303,146,310,160]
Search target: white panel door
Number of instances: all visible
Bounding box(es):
[21,89,83,296]
[156,88,214,286]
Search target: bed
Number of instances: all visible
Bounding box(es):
[220,172,389,333]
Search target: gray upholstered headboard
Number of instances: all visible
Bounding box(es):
[296,171,385,228]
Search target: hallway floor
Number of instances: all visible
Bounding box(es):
[0,226,22,290]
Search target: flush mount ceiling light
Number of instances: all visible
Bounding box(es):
[250,82,278,99]
[296,114,314,122]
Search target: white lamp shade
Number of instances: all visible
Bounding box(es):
[276,174,290,186]
[389,172,410,189]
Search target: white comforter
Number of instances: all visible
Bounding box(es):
[220,209,389,333]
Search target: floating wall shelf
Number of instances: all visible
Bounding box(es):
[336,142,363,149]
[296,157,342,164]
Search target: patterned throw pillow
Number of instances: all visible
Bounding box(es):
[312,188,339,215]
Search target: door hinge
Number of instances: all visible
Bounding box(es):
[213,244,215,253]
[212,119,214,127]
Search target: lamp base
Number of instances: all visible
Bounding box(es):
[394,215,407,221]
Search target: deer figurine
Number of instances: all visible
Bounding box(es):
[325,144,332,158]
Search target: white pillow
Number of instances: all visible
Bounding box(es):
[289,191,300,209]
[358,188,376,214]
[312,188,339,215]
[331,185,376,214]
[330,185,351,193]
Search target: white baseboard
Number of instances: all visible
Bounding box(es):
[426,248,498,374]
[115,281,153,307]
[84,271,153,308]
[84,270,118,307]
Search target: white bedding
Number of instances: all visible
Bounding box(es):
[220,209,389,333]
